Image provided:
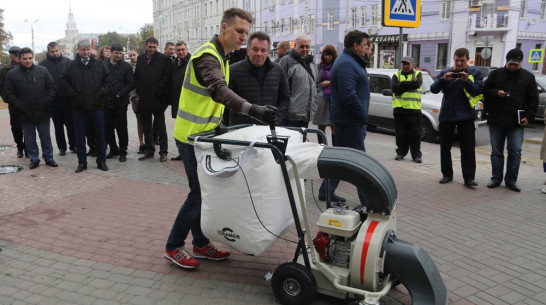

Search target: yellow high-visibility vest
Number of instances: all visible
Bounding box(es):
[392,70,422,110]
[465,74,483,108]
[173,42,230,143]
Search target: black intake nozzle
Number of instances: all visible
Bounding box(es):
[383,235,448,305]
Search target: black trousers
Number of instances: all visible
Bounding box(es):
[394,112,422,159]
[439,120,476,180]
[105,104,129,153]
[51,99,75,151]
[8,106,24,151]
[142,109,168,155]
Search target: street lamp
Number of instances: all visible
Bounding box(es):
[24,19,39,53]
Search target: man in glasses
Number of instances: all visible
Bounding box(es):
[278,33,318,128]
[431,48,483,188]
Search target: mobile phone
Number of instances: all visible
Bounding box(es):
[505,91,511,97]
[451,72,462,78]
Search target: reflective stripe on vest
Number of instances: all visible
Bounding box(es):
[173,42,230,143]
[464,74,483,108]
[392,70,422,110]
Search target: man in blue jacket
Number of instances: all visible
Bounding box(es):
[329,30,370,206]
[430,48,482,187]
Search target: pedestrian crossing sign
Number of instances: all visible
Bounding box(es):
[529,49,544,63]
[382,0,421,27]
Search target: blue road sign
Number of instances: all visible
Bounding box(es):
[382,0,421,27]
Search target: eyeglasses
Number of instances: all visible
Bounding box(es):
[298,45,310,49]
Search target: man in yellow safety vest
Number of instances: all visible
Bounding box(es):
[391,55,423,163]
[164,8,278,270]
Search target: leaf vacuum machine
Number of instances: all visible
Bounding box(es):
[188,125,448,305]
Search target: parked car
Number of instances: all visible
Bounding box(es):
[473,66,497,78]
[367,69,482,143]
[535,74,546,121]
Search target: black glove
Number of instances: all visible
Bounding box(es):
[248,104,279,125]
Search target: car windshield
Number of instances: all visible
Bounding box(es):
[421,73,434,93]
[536,75,546,88]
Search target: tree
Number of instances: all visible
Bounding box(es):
[137,23,154,54]
[97,32,124,49]
[34,50,47,63]
[0,9,13,53]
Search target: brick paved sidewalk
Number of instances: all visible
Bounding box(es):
[1,108,545,305]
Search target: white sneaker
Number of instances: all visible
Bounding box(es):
[541,185,546,194]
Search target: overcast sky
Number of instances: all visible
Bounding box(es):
[2,0,153,53]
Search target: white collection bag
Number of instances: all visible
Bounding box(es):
[195,126,322,255]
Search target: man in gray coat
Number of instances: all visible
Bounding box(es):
[279,34,318,128]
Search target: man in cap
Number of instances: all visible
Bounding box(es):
[391,55,423,163]
[482,48,539,192]
[0,46,25,158]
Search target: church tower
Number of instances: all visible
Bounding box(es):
[63,3,79,58]
[65,3,79,39]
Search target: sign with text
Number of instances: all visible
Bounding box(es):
[369,34,408,44]
[382,0,421,27]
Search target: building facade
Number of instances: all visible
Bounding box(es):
[153,0,263,51]
[57,6,102,59]
[153,0,546,73]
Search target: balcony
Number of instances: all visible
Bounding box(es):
[467,14,509,32]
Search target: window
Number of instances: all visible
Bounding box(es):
[195,28,199,39]
[216,24,219,33]
[441,0,450,20]
[541,0,546,20]
[301,16,306,32]
[281,18,286,34]
[361,6,367,27]
[350,8,357,28]
[520,0,527,18]
[289,18,294,33]
[371,5,378,26]
[369,76,392,94]
[482,2,494,18]
[204,3,208,17]
[436,43,448,69]
[216,0,219,14]
[204,27,208,38]
[411,44,421,67]
[328,11,334,30]
[309,14,315,32]
[265,21,269,33]
[281,0,285,4]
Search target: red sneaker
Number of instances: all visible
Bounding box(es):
[192,243,230,261]
[164,248,199,269]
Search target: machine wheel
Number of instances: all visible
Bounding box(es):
[421,118,437,143]
[271,262,317,305]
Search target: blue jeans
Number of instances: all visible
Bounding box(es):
[73,109,106,164]
[489,125,524,185]
[324,124,368,206]
[21,120,53,163]
[166,140,209,250]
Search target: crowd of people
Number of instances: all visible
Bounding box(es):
[0,7,544,272]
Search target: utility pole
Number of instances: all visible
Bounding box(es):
[24,19,39,53]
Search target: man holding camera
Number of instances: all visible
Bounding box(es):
[431,48,483,187]
[482,49,538,192]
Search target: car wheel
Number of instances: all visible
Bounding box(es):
[421,118,437,143]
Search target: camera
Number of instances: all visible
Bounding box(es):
[451,72,462,78]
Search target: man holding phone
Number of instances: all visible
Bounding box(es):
[430,48,483,187]
[482,48,538,192]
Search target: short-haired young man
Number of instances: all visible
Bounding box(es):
[4,48,57,169]
[430,48,483,187]
[165,8,278,269]
[39,41,75,156]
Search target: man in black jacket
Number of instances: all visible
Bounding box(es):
[134,36,171,162]
[0,46,25,158]
[104,43,134,162]
[63,39,113,173]
[39,42,74,156]
[483,48,539,192]
[169,41,191,161]
[4,48,57,169]
[228,31,289,126]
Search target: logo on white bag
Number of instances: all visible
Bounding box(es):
[218,227,240,242]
